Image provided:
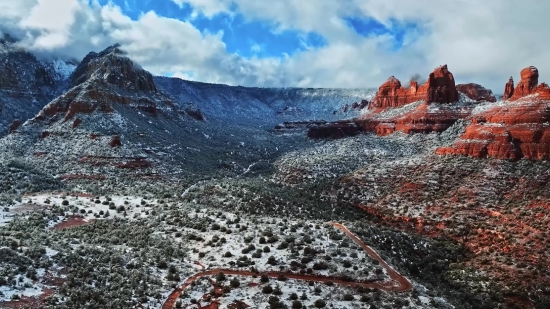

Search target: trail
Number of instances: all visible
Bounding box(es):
[162,223,412,309]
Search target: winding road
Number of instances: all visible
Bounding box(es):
[162,223,412,309]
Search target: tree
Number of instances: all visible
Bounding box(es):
[291,300,302,308]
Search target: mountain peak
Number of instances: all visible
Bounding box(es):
[70,43,156,92]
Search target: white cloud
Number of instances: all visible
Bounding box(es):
[172,0,232,18]
[168,0,550,91]
[1,0,549,92]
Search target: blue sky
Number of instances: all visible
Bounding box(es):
[96,0,414,58]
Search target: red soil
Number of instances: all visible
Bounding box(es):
[0,288,55,309]
[51,216,92,230]
[162,224,412,309]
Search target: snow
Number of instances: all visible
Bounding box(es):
[51,59,76,79]
[0,275,43,302]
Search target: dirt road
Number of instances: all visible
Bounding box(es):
[162,223,412,309]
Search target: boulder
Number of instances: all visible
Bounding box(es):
[456,83,496,102]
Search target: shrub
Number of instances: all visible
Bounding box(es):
[262,285,273,294]
[230,278,240,288]
[216,272,226,281]
[314,299,326,308]
[343,294,354,301]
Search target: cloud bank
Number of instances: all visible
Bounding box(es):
[1,0,548,92]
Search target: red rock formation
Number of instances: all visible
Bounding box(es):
[510,66,539,100]
[109,136,122,147]
[357,103,472,136]
[437,66,550,160]
[456,83,496,102]
[503,77,514,100]
[370,65,458,109]
[351,102,359,110]
[8,120,21,134]
[34,44,173,123]
[426,65,459,104]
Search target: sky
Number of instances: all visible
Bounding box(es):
[0,0,548,92]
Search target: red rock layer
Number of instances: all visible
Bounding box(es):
[456,83,496,102]
[357,104,472,136]
[370,77,426,109]
[370,65,459,109]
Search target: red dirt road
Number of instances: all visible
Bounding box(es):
[162,223,412,309]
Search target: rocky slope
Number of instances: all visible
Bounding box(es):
[0,34,76,135]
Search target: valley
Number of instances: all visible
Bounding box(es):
[0,36,549,309]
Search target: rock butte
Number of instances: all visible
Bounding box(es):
[437,66,550,160]
[369,64,459,109]
[352,65,468,136]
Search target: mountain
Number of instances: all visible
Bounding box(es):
[0,44,374,184]
[0,34,76,135]
[154,76,375,124]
